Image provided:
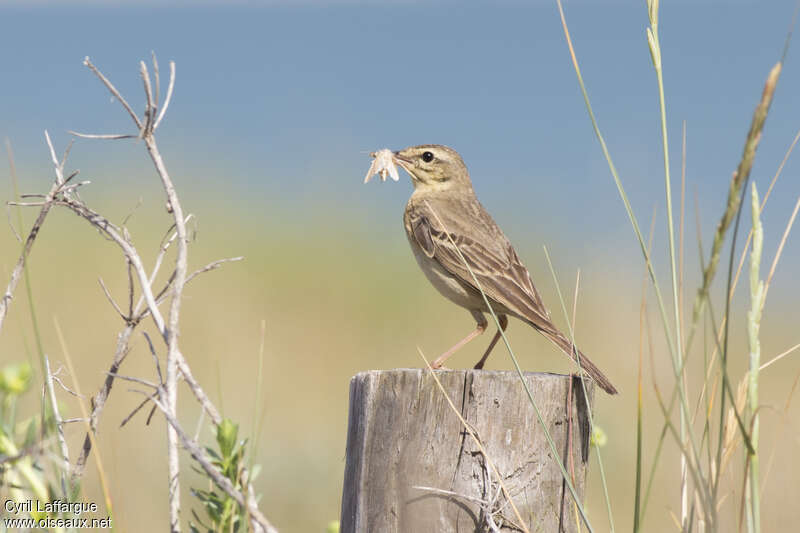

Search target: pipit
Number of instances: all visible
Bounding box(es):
[386,144,618,395]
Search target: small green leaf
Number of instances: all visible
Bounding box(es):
[205,446,221,461]
[216,419,239,459]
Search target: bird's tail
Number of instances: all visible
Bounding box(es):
[542,329,618,395]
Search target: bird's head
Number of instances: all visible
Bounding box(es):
[393,145,472,192]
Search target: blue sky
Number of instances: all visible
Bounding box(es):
[2,1,799,274]
[3,3,800,529]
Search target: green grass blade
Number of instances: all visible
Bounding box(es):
[633,208,657,532]
[645,2,690,524]
[745,182,764,533]
[552,0,679,367]
[542,246,615,532]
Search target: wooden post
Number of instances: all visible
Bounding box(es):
[340,369,594,533]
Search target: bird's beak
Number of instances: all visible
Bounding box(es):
[392,151,412,165]
[392,151,417,177]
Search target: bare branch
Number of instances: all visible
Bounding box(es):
[98,277,128,321]
[152,52,161,113]
[73,325,134,480]
[121,197,143,227]
[153,61,175,131]
[51,374,82,398]
[55,197,167,336]
[127,260,135,317]
[120,395,155,428]
[177,357,221,424]
[65,56,273,532]
[60,139,74,171]
[106,371,158,390]
[146,403,158,425]
[149,249,238,307]
[121,216,189,333]
[69,214,223,477]
[139,61,155,136]
[148,221,182,287]
[63,170,81,185]
[44,355,71,497]
[68,132,137,140]
[0,140,62,334]
[60,181,91,195]
[5,202,23,242]
[83,57,143,130]
[142,331,164,385]
[62,418,89,424]
[45,130,65,185]
[147,393,278,533]
[186,257,244,284]
[7,201,47,207]
[141,99,188,531]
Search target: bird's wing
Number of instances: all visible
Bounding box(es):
[407,199,554,331]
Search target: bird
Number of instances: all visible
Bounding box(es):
[391,144,618,395]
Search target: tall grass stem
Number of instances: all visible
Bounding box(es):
[745,182,764,533]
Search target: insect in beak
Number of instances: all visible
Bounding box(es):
[363,148,400,183]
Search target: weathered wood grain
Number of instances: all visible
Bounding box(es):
[340,369,594,532]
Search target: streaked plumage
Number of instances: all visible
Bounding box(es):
[392,144,617,395]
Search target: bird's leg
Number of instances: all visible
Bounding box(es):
[473,314,508,370]
[431,312,488,369]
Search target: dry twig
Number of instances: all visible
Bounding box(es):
[4,54,268,531]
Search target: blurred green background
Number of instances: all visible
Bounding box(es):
[2,1,800,531]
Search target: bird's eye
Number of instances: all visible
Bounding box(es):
[421,151,435,163]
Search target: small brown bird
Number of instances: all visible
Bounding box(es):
[393,144,618,394]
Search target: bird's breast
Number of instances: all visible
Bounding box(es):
[405,231,485,311]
